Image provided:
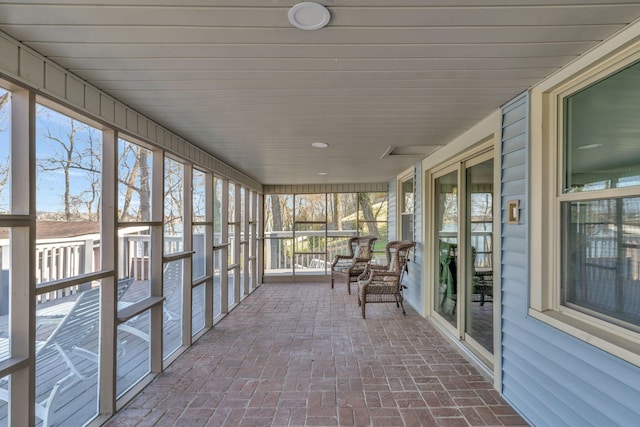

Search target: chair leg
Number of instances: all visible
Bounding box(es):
[331,276,334,289]
[361,300,366,319]
[347,280,351,294]
[397,294,406,315]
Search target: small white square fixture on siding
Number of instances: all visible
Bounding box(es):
[507,200,520,224]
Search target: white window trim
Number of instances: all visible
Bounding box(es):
[529,23,640,367]
[398,169,414,241]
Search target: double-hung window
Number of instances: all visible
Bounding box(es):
[400,175,414,242]
[530,42,640,366]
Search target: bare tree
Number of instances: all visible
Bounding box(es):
[137,149,151,221]
[437,182,458,235]
[358,193,380,237]
[164,158,183,235]
[38,112,101,221]
[118,144,151,221]
[0,92,10,212]
[328,194,340,230]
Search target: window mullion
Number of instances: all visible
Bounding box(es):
[220,179,229,314]
[9,89,36,427]
[150,149,164,373]
[99,128,117,415]
[182,165,193,346]
[204,172,213,328]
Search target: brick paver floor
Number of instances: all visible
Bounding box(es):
[107,282,528,427]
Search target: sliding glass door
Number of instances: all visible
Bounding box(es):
[432,150,495,365]
[464,155,494,357]
[434,168,459,328]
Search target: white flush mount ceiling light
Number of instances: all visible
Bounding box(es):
[318,172,328,176]
[288,2,331,31]
[311,141,329,148]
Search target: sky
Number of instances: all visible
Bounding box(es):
[0,91,145,219]
[35,104,102,217]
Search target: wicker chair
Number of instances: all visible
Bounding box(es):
[357,240,415,319]
[330,235,377,294]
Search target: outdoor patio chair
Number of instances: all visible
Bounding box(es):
[330,235,377,294]
[111,262,182,348]
[357,240,415,319]
[471,247,493,306]
[117,262,182,346]
[438,244,493,315]
[36,277,134,326]
[161,261,182,321]
[0,286,101,427]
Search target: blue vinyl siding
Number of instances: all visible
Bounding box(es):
[403,163,422,314]
[500,93,640,426]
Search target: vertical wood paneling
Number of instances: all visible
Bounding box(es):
[20,50,44,87]
[500,92,640,426]
[100,94,115,122]
[66,75,84,107]
[0,36,18,74]
[44,63,65,97]
[114,103,126,127]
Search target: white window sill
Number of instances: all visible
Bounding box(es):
[528,308,640,368]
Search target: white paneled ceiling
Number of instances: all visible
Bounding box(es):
[1,1,640,185]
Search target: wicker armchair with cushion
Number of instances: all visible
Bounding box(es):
[330,235,377,294]
[357,240,415,319]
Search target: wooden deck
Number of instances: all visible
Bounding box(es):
[0,273,246,426]
[0,273,205,427]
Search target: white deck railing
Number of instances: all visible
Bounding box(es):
[0,231,189,308]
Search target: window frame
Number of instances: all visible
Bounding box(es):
[0,63,265,423]
[399,172,414,242]
[530,36,640,367]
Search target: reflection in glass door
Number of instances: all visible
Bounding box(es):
[434,170,458,328]
[465,158,494,355]
[433,152,495,363]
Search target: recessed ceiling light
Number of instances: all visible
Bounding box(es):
[311,142,329,149]
[318,172,328,176]
[288,2,331,31]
